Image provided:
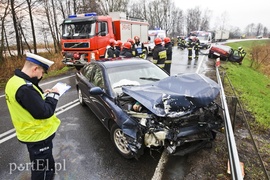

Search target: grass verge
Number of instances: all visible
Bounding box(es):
[222,40,270,129]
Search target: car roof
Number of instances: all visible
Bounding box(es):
[92,57,152,69]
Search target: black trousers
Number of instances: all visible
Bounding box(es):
[164,61,171,75]
[25,134,55,180]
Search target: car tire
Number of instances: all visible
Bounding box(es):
[78,88,86,106]
[110,123,135,159]
[208,52,213,59]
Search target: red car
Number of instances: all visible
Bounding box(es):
[208,44,246,64]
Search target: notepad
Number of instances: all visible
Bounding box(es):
[52,82,71,96]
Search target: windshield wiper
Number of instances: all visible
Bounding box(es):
[139,77,160,81]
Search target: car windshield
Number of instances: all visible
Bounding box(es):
[107,62,168,95]
[197,35,208,41]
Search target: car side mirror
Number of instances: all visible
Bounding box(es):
[89,87,104,95]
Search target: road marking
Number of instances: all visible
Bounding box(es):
[151,151,169,180]
[0,128,15,139]
[0,74,75,98]
[196,55,205,74]
[0,99,79,144]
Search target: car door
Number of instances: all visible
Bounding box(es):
[88,65,116,126]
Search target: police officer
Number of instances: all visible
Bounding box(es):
[120,42,134,58]
[5,52,61,180]
[134,36,146,59]
[193,36,200,60]
[152,37,167,70]
[164,37,172,75]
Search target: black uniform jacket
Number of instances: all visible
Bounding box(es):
[165,42,173,60]
[14,69,58,119]
[120,49,134,58]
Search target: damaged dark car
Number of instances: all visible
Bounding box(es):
[208,44,246,64]
[76,58,224,159]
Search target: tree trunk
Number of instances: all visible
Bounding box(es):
[26,0,37,54]
[10,0,22,57]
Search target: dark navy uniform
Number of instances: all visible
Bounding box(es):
[120,48,134,58]
[152,44,167,69]
[193,37,200,60]
[186,37,194,60]
[164,41,172,75]
[14,69,58,118]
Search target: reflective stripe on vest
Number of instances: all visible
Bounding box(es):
[157,64,165,68]
[152,59,158,64]
[5,75,60,142]
[158,50,166,59]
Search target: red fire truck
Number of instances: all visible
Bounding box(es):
[61,12,149,66]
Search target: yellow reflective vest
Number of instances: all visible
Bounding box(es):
[5,75,60,142]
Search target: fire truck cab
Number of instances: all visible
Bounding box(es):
[61,12,149,66]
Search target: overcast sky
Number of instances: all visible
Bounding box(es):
[173,0,270,31]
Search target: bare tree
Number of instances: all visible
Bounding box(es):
[25,0,37,54]
[0,0,10,61]
[43,0,60,53]
[186,7,201,33]
[200,8,211,31]
[10,0,22,57]
[255,23,263,36]
[98,0,130,15]
[263,27,268,37]
[245,23,255,37]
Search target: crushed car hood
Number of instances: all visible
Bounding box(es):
[122,73,220,117]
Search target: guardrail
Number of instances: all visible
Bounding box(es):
[215,58,243,180]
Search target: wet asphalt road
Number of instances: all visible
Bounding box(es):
[0,46,212,179]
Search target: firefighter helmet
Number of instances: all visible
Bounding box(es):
[123,42,132,49]
[164,37,171,44]
[109,39,116,46]
[134,36,140,41]
[116,40,122,47]
[127,38,135,45]
[154,37,162,45]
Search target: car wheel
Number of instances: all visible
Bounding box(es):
[208,52,213,58]
[110,123,134,159]
[78,88,86,106]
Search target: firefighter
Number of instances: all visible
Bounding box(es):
[238,47,245,57]
[115,40,123,57]
[120,42,133,58]
[105,39,117,58]
[164,37,172,75]
[193,36,200,60]
[237,46,246,64]
[186,36,194,60]
[180,37,186,50]
[5,53,61,180]
[134,36,146,59]
[152,37,167,70]
[127,38,137,57]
